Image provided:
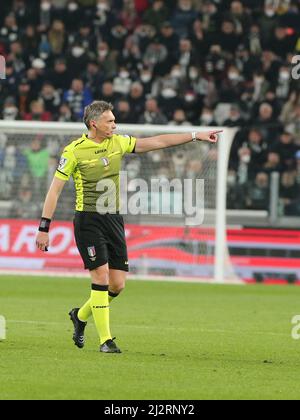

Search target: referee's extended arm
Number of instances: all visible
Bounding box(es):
[36,178,66,252]
[134,130,222,154]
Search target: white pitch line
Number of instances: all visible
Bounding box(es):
[7,320,288,337]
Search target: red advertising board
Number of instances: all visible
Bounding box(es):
[1,219,300,283]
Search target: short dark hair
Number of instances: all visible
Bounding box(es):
[83,101,114,129]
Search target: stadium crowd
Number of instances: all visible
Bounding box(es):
[0,0,300,217]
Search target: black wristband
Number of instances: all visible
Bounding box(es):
[39,218,51,233]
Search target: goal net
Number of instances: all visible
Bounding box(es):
[0,121,239,283]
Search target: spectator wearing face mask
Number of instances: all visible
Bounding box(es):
[158,85,183,120]
[276,64,292,101]
[198,107,217,127]
[28,58,47,93]
[139,67,154,94]
[66,42,89,79]
[219,65,245,103]
[40,0,54,29]
[182,89,202,123]
[113,67,133,96]
[257,3,279,45]
[233,132,267,185]
[62,1,82,32]
[1,97,20,120]
[97,41,118,79]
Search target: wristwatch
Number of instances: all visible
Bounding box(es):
[192,132,197,142]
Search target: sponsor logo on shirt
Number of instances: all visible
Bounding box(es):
[95,149,107,154]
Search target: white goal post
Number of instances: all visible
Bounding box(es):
[0,121,238,283]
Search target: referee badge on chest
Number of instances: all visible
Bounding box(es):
[101,157,110,168]
[87,246,97,261]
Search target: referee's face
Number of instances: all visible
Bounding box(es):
[94,111,117,139]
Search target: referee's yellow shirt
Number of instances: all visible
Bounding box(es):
[55,133,137,212]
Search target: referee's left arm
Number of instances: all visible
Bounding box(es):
[134,130,222,153]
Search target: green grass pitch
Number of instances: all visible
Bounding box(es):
[1,275,300,400]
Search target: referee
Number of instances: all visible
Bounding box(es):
[36,101,221,354]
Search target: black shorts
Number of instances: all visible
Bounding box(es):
[73,212,129,272]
